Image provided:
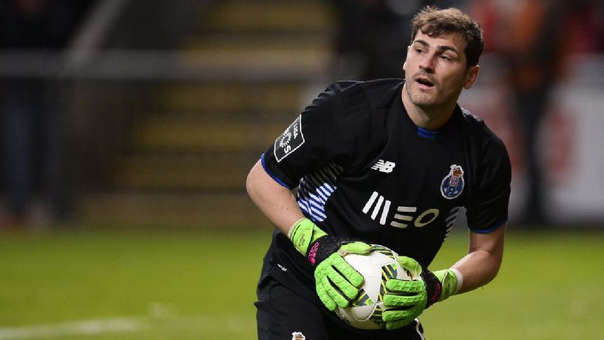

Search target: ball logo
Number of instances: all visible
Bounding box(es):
[440,164,465,200]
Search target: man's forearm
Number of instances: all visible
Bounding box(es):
[246,159,304,235]
[451,248,502,294]
[450,225,506,294]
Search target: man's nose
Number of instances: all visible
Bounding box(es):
[419,54,436,73]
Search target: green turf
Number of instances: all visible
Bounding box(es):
[0,227,603,339]
[424,229,604,340]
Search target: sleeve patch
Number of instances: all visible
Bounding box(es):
[274,115,305,162]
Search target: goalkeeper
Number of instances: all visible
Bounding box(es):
[246,6,510,340]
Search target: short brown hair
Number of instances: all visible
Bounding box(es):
[411,6,484,67]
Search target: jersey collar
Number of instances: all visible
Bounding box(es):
[396,83,463,140]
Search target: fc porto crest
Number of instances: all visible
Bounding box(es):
[440,164,465,200]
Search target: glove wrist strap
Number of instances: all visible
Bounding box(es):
[421,269,442,309]
[432,268,462,302]
[288,218,327,257]
[449,268,463,294]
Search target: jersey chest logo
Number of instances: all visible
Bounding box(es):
[361,191,439,229]
[371,159,396,173]
[440,164,465,200]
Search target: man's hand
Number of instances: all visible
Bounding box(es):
[382,256,460,330]
[289,218,372,311]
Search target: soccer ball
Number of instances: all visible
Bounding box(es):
[334,245,414,330]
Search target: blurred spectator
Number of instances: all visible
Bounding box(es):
[0,0,93,228]
[329,0,466,80]
[474,0,602,226]
[331,0,603,226]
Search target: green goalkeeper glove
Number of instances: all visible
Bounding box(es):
[289,218,372,311]
[382,256,461,330]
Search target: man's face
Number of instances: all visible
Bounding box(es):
[403,30,477,109]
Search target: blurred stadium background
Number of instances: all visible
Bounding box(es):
[0,0,602,339]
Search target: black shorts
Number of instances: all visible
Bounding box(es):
[255,276,425,340]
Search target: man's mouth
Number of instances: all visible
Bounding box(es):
[415,77,435,89]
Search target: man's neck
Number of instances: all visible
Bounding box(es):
[401,84,457,130]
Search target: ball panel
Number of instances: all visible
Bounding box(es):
[335,245,411,330]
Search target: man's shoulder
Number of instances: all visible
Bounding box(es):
[459,107,501,141]
[328,78,402,91]
[458,106,509,160]
[327,78,403,108]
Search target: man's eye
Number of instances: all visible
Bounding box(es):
[414,48,424,53]
[440,55,452,61]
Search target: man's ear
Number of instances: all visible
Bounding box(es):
[402,45,411,71]
[463,65,480,89]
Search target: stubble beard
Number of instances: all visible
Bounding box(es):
[405,81,438,108]
[406,81,463,113]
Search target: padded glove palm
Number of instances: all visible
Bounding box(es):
[382,256,460,330]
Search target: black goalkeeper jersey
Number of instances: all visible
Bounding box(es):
[258,79,511,301]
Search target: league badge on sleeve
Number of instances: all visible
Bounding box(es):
[274,115,305,162]
[440,164,465,200]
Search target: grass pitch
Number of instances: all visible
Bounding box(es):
[0,226,602,339]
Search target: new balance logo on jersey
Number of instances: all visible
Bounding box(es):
[371,160,396,173]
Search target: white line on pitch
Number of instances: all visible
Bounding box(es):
[0,314,254,339]
[0,317,147,339]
